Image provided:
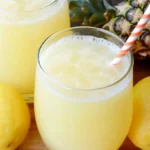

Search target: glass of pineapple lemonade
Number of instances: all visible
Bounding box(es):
[35,27,134,150]
[0,0,70,102]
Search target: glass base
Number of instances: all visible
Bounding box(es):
[23,94,34,103]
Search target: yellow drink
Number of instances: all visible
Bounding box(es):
[0,0,70,96]
[35,28,133,150]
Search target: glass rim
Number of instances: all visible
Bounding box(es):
[0,0,59,13]
[37,26,134,91]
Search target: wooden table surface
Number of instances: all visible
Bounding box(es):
[17,60,150,150]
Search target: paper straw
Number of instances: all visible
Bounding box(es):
[111,3,150,65]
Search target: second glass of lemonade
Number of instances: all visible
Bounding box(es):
[35,27,134,150]
[0,0,70,102]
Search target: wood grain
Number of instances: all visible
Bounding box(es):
[17,60,150,150]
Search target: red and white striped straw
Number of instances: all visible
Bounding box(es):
[111,3,150,65]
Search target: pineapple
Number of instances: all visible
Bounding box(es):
[69,0,150,60]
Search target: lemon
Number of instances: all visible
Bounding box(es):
[128,77,150,150]
[0,83,30,150]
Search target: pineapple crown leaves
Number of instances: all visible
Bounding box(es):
[69,0,116,27]
[89,0,116,12]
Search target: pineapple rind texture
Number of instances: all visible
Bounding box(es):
[69,0,150,59]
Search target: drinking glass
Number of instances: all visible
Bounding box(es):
[0,0,70,102]
[35,27,134,150]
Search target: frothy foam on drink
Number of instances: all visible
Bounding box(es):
[0,0,65,24]
[40,35,130,90]
[0,0,55,11]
